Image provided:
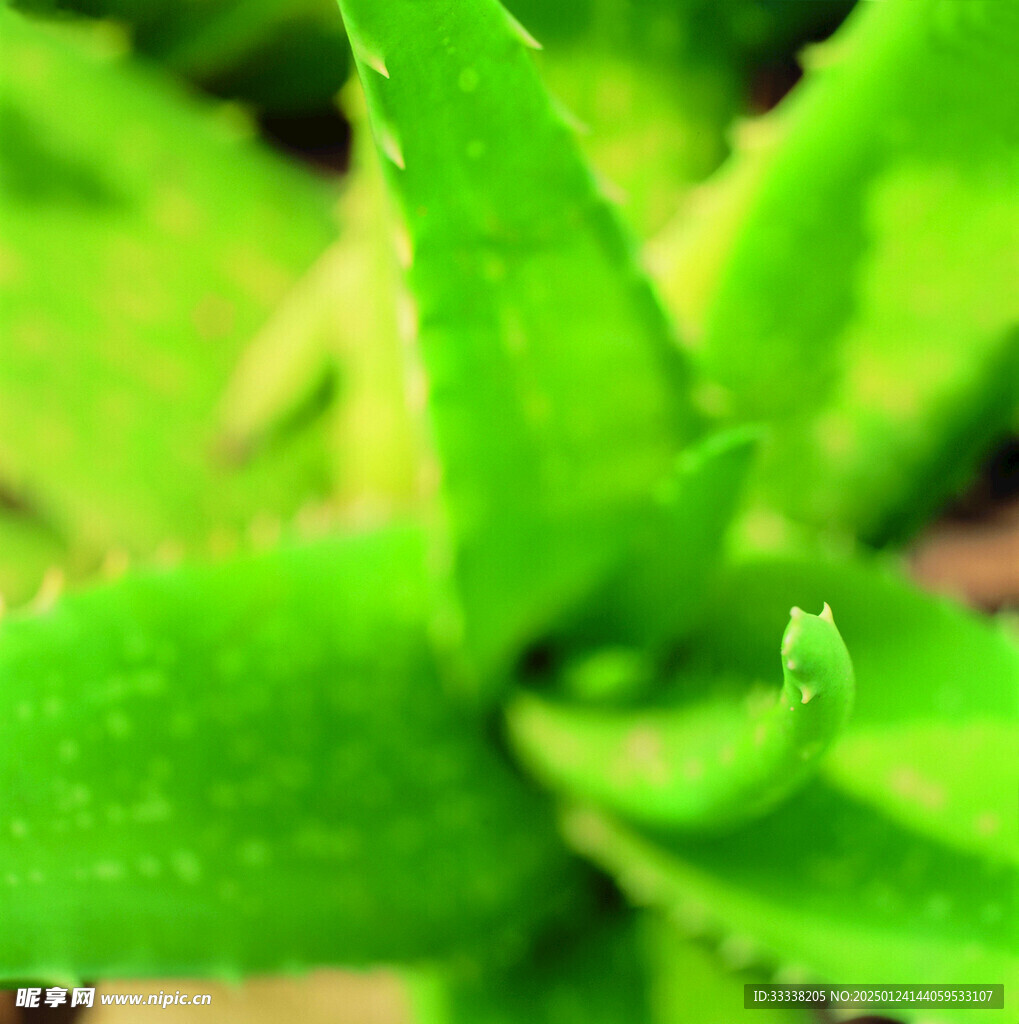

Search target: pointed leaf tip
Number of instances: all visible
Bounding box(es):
[508,605,855,832]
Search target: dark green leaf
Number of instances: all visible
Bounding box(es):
[409,910,655,1024]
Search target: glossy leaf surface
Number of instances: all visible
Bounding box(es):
[687,554,1019,867]
[0,527,587,980]
[338,0,697,687]
[553,553,1019,1020]
[508,605,854,830]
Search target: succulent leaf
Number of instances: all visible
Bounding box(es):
[647,913,816,1024]
[337,0,698,691]
[564,788,1019,1024]
[693,0,1019,543]
[688,553,1019,867]
[0,10,338,597]
[507,605,854,830]
[533,550,1019,1016]
[0,527,588,981]
[563,427,758,655]
[409,907,819,1024]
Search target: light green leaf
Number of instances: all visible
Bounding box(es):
[550,553,1019,1019]
[690,554,1019,723]
[688,557,1015,868]
[648,914,816,1024]
[0,526,588,980]
[338,0,698,689]
[218,93,421,512]
[826,720,1019,869]
[507,605,854,830]
[697,0,1019,543]
[688,553,1019,868]
[564,791,1019,1024]
[0,11,338,593]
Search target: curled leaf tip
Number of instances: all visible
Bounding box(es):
[508,604,855,832]
[779,604,854,723]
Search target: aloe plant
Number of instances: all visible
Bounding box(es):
[0,8,338,602]
[1,1,1017,1022]
[657,0,1019,546]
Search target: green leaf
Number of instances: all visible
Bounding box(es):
[338,0,698,688]
[0,11,337,589]
[564,791,1019,1024]
[507,605,854,830]
[8,0,352,113]
[689,553,1019,726]
[697,0,1019,543]
[826,720,1019,869]
[563,427,758,654]
[408,910,655,1024]
[0,526,588,980]
[647,914,816,1024]
[218,95,421,511]
[410,907,818,1024]
[548,552,1019,1019]
[687,553,1019,869]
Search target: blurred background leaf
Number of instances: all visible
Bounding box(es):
[657,0,1019,546]
[0,9,341,602]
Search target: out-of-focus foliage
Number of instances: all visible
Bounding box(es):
[217,100,421,513]
[7,0,854,232]
[412,911,817,1024]
[6,0,352,113]
[0,9,339,602]
[2,0,1018,1022]
[659,0,1019,545]
[411,912,656,1024]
